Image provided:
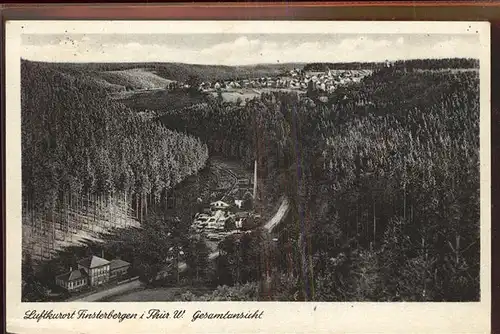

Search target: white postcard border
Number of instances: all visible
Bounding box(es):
[5,20,491,334]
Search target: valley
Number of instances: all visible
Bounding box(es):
[21,57,481,303]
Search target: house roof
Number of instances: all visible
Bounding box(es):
[109,259,131,271]
[78,255,110,269]
[210,201,230,207]
[56,268,88,282]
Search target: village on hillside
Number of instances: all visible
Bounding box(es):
[46,65,374,299]
[164,67,375,94]
[200,68,373,93]
[18,19,483,310]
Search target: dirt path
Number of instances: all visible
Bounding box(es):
[263,197,290,232]
[210,159,238,202]
[69,279,143,302]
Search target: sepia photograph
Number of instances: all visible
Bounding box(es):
[5,19,491,334]
[19,28,484,303]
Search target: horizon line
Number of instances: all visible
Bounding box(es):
[20,57,479,67]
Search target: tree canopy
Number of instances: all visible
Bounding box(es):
[22,60,209,213]
[157,65,480,301]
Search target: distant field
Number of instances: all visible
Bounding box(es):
[99,68,175,90]
[38,61,304,83]
[31,60,478,90]
[116,89,206,112]
[209,88,305,105]
[210,89,261,104]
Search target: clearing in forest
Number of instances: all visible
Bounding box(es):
[99,68,175,90]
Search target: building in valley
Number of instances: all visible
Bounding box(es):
[55,255,130,291]
[234,199,243,209]
[55,268,88,292]
[234,212,249,229]
[109,259,131,280]
[210,200,231,211]
[78,255,110,286]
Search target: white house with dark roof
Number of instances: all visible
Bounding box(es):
[55,255,131,291]
[78,255,110,287]
[55,268,88,292]
[210,200,230,211]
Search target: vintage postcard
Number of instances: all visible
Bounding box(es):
[5,20,491,333]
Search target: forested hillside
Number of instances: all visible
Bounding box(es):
[21,60,209,260]
[32,61,302,84]
[157,63,480,301]
[303,58,479,71]
[20,57,480,302]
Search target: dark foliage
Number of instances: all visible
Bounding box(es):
[21,60,209,213]
[303,58,479,72]
[30,60,302,84]
[157,65,480,301]
[21,58,480,302]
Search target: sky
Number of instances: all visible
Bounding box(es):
[21,33,481,65]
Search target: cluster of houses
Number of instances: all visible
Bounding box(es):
[55,255,130,292]
[296,69,370,92]
[160,63,395,95]
[197,68,372,94]
[192,178,257,241]
[162,66,375,96]
[192,199,252,242]
[166,81,188,90]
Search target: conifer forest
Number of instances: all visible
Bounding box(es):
[21,56,481,302]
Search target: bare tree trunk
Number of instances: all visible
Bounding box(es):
[365,210,369,248]
[136,194,139,220]
[356,202,359,238]
[176,252,180,284]
[139,194,142,223]
[70,192,74,240]
[75,193,78,229]
[52,204,56,243]
[108,193,112,226]
[403,182,406,220]
[373,202,376,247]
[65,192,70,241]
[87,193,89,220]
[421,237,427,298]
[307,234,315,300]
[101,194,104,221]
[124,191,127,227]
